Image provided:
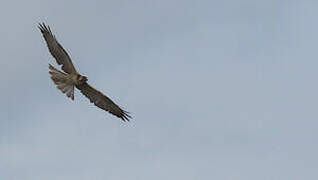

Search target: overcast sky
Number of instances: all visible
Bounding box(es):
[1,0,318,179]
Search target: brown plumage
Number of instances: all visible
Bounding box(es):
[39,23,131,121]
[38,23,77,75]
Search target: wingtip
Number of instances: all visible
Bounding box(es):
[38,23,42,32]
[38,22,53,34]
[121,110,132,122]
[38,22,45,31]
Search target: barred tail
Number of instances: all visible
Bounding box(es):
[49,64,75,100]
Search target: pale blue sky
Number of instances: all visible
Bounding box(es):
[1,0,318,179]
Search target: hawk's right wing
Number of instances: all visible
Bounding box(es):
[76,82,131,121]
[38,23,78,75]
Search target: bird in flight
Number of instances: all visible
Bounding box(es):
[38,23,131,121]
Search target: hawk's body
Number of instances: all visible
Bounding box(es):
[39,23,131,121]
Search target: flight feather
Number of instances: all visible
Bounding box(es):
[76,83,131,121]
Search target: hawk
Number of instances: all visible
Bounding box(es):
[38,23,131,121]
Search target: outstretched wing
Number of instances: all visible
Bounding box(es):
[76,83,131,121]
[38,23,77,74]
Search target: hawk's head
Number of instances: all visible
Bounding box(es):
[78,75,88,83]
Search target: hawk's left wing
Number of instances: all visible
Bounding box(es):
[76,82,131,121]
[38,23,78,74]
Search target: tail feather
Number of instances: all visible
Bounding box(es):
[49,64,75,100]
